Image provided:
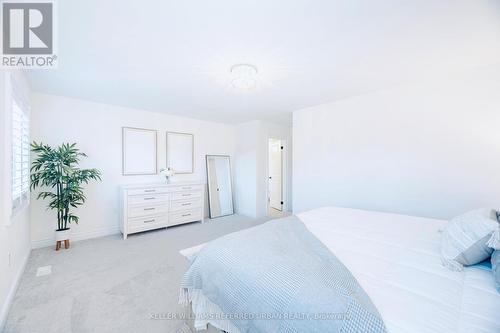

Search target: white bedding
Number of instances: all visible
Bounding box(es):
[181,207,500,333]
[298,207,500,333]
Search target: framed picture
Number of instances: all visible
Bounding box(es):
[166,132,194,174]
[122,127,157,175]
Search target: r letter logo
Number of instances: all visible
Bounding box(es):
[1,0,57,68]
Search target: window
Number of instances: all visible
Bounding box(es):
[11,97,30,212]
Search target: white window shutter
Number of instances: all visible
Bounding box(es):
[11,95,30,212]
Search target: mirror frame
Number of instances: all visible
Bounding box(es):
[205,154,235,219]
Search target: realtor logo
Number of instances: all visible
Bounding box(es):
[1,0,57,68]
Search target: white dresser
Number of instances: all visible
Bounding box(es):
[120,182,205,239]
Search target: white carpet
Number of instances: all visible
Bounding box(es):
[4,215,270,333]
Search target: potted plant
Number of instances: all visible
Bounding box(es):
[30,142,101,250]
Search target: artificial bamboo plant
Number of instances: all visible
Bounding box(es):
[30,142,102,231]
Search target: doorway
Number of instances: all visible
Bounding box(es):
[268,138,283,217]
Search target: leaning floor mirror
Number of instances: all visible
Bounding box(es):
[206,155,234,218]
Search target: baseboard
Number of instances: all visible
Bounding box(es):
[234,209,257,218]
[31,226,120,249]
[0,249,30,332]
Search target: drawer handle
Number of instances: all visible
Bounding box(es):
[144,197,156,200]
[144,207,156,211]
[182,187,191,190]
[182,213,191,217]
[144,189,156,193]
[181,203,191,206]
[182,194,191,197]
[143,219,156,223]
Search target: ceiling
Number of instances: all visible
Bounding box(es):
[28,0,500,125]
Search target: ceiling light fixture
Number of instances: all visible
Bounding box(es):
[230,64,258,90]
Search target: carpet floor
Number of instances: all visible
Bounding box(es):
[4,214,271,333]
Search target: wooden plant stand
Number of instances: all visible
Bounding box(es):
[56,240,70,251]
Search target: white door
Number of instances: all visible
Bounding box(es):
[268,139,282,211]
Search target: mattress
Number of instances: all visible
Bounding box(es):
[181,207,500,333]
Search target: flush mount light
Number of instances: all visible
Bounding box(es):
[230,64,258,90]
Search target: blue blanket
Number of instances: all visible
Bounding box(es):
[180,216,387,333]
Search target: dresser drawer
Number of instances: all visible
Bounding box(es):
[170,185,203,192]
[169,209,202,226]
[170,198,202,212]
[129,222,168,234]
[127,187,169,196]
[171,191,201,201]
[128,214,168,229]
[128,203,168,218]
[128,194,169,205]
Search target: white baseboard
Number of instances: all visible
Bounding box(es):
[31,226,120,249]
[0,249,30,331]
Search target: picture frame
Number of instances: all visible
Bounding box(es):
[122,127,157,175]
[166,132,194,174]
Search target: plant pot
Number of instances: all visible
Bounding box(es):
[55,228,71,241]
[55,228,71,251]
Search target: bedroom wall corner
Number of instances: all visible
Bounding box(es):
[233,121,260,217]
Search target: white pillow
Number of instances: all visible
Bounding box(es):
[441,208,500,271]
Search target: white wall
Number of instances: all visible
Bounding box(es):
[0,71,31,330]
[293,70,500,219]
[234,120,292,218]
[234,121,260,217]
[30,93,236,248]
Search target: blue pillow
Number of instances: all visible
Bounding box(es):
[492,250,500,293]
[473,259,492,271]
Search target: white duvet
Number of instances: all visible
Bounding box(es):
[298,207,500,333]
[181,207,500,333]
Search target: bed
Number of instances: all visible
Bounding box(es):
[180,207,500,333]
